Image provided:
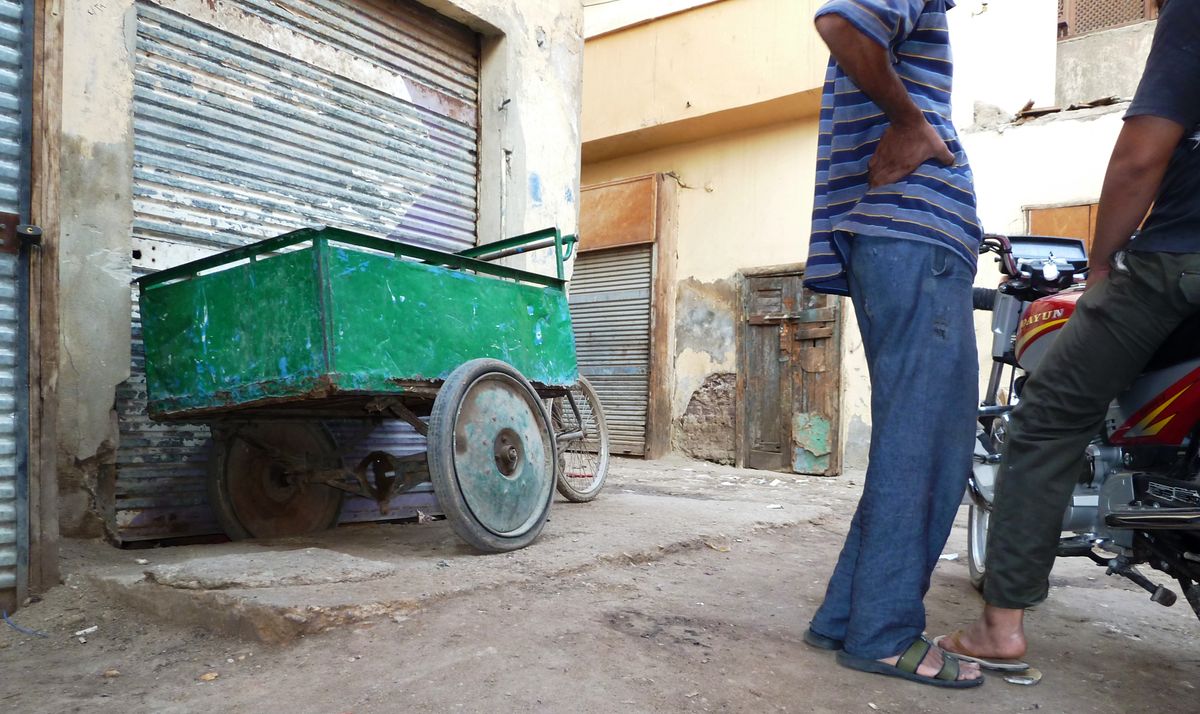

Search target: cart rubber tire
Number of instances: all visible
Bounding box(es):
[207,422,344,540]
[428,359,556,553]
[553,377,611,503]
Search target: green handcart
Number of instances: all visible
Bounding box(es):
[136,226,606,553]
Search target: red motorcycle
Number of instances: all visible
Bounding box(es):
[969,234,1200,619]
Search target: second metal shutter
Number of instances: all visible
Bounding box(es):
[569,246,653,456]
[115,0,479,540]
[0,0,27,606]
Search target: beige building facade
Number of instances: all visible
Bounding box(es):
[580,0,1145,471]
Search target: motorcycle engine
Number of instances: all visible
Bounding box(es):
[1059,444,1125,534]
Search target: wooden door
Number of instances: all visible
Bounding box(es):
[738,272,841,476]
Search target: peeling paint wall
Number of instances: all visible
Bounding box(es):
[675,373,736,464]
[57,0,583,535]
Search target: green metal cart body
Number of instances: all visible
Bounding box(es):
[135,226,582,553]
[139,227,578,418]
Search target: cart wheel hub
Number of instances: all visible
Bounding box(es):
[493,429,523,477]
[262,462,299,502]
[211,423,344,540]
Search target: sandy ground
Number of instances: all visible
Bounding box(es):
[1,456,1198,713]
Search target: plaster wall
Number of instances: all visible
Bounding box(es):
[581,119,819,460]
[963,106,1125,235]
[1056,21,1155,108]
[57,0,584,534]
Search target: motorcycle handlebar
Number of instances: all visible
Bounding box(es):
[973,287,997,311]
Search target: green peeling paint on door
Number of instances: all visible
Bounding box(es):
[792,412,833,475]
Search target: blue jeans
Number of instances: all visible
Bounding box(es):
[809,236,978,660]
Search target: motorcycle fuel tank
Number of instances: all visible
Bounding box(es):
[1014,288,1084,372]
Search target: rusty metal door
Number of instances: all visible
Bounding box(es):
[738,272,841,476]
[569,245,653,456]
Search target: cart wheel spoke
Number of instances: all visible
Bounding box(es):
[207,422,344,540]
[552,377,610,503]
[428,359,555,552]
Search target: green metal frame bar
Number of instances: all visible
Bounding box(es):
[456,227,560,259]
[455,227,579,282]
[135,226,569,291]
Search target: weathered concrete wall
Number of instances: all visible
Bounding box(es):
[964,105,1125,235]
[57,0,584,534]
[675,373,736,464]
[947,0,1057,129]
[57,0,137,536]
[1056,21,1155,107]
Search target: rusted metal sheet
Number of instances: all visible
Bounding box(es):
[578,176,657,253]
[116,0,481,541]
[569,246,653,456]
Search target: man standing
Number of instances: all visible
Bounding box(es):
[802,0,983,688]
[942,0,1200,664]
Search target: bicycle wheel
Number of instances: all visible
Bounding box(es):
[552,377,610,502]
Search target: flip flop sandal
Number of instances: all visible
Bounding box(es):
[932,632,1030,672]
[803,628,843,651]
[836,636,984,689]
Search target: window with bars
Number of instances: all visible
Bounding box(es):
[1058,0,1158,39]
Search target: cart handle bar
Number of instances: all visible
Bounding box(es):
[455,227,579,282]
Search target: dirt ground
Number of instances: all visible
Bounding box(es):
[2,456,1198,714]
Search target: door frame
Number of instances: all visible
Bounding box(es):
[577,173,677,459]
[735,262,842,475]
[20,0,63,604]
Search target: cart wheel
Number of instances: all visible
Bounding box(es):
[428,359,555,553]
[552,377,610,503]
[207,422,344,540]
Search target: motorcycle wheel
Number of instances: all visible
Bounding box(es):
[967,503,989,591]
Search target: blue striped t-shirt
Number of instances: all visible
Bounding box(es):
[804,0,982,296]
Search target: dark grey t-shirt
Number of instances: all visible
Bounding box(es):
[1127,0,1200,254]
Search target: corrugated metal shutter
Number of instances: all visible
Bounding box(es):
[569,246,653,456]
[116,0,479,541]
[0,0,27,601]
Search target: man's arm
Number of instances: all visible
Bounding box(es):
[814,15,953,188]
[1087,115,1185,288]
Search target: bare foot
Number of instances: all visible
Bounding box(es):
[880,643,982,682]
[942,605,1028,661]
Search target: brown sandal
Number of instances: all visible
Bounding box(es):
[932,632,1029,672]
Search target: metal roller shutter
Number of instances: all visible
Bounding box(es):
[116,0,479,540]
[569,246,653,456]
[0,0,27,604]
